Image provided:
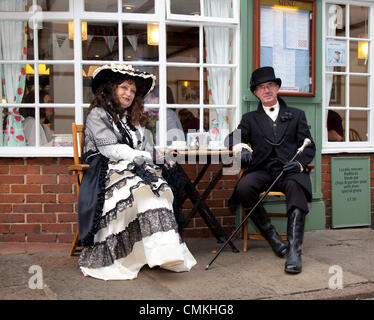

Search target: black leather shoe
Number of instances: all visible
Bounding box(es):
[285,208,305,274]
[246,205,288,258]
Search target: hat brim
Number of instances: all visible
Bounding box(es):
[251,78,282,93]
[92,64,156,97]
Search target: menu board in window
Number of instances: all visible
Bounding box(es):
[253,0,316,96]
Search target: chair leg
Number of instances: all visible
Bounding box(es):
[242,208,248,252]
[69,228,79,256]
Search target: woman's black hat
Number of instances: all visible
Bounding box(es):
[92,64,156,96]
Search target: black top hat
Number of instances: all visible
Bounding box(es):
[92,64,156,97]
[250,66,282,93]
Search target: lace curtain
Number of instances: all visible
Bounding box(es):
[326,5,338,105]
[204,0,233,143]
[0,0,27,146]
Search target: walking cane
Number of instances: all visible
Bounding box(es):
[205,138,312,270]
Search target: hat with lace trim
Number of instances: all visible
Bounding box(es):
[92,64,156,97]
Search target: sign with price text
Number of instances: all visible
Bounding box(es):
[331,157,371,228]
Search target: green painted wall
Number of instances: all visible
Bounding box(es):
[238,0,326,232]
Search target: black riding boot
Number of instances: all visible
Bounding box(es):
[246,205,287,258]
[285,208,306,274]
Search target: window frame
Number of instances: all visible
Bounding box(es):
[322,0,374,154]
[0,0,240,156]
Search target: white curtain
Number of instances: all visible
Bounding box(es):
[0,0,27,146]
[325,4,338,105]
[204,0,233,143]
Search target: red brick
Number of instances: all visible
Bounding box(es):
[27,158,57,165]
[42,223,71,233]
[60,158,74,165]
[58,175,75,184]
[0,194,25,203]
[27,194,56,203]
[10,166,40,175]
[58,194,77,203]
[0,234,25,242]
[0,214,25,223]
[13,204,42,213]
[205,199,224,208]
[11,185,41,194]
[0,204,12,213]
[0,158,24,165]
[0,165,9,174]
[58,234,75,243]
[27,214,56,223]
[0,185,10,193]
[212,189,232,199]
[44,203,73,213]
[0,224,10,233]
[11,224,40,233]
[26,175,57,184]
[222,216,236,226]
[43,184,72,193]
[27,234,57,243]
[0,176,24,184]
[57,213,77,223]
[42,165,70,175]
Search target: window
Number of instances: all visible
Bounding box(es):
[0,0,240,156]
[323,1,373,153]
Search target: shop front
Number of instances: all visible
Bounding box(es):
[0,0,372,244]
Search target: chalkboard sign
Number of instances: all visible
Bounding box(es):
[331,157,371,228]
[253,0,316,96]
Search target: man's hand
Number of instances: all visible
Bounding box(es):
[283,161,302,174]
[240,149,252,168]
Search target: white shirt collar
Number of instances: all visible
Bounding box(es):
[262,102,279,122]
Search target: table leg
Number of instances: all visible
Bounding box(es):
[180,164,239,253]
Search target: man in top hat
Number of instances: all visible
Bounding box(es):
[225,66,315,274]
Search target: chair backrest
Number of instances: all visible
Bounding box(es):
[349,128,362,141]
[72,123,85,166]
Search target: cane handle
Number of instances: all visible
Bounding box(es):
[297,138,311,155]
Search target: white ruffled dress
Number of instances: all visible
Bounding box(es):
[78,108,196,280]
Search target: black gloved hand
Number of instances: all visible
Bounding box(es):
[240,149,252,168]
[283,161,302,174]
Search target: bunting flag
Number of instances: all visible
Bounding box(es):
[104,36,117,52]
[126,35,138,52]
[83,35,94,48]
[56,34,67,48]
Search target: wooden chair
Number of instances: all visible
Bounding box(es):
[68,123,90,256]
[242,163,314,252]
[349,128,362,141]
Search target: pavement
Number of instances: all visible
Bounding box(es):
[1,227,374,301]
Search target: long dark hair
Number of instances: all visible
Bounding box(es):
[88,72,151,128]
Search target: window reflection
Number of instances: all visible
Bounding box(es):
[349,110,367,142]
[167,25,199,62]
[39,22,73,60]
[123,23,158,61]
[83,23,118,61]
[327,110,345,142]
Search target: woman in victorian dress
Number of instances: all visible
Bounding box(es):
[77,64,196,280]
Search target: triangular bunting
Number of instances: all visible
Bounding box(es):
[126,35,138,51]
[84,35,94,48]
[56,34,67,48]
[104,36,117,52]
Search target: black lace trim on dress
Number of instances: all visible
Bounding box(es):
[96,180,170,232]
[78,207,180,269]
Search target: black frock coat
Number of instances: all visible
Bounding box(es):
[227,97,316,209]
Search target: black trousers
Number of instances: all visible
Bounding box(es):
[236,169,309,214]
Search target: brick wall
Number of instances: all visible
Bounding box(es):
[321,154,374,228]
[0,158,238,243]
